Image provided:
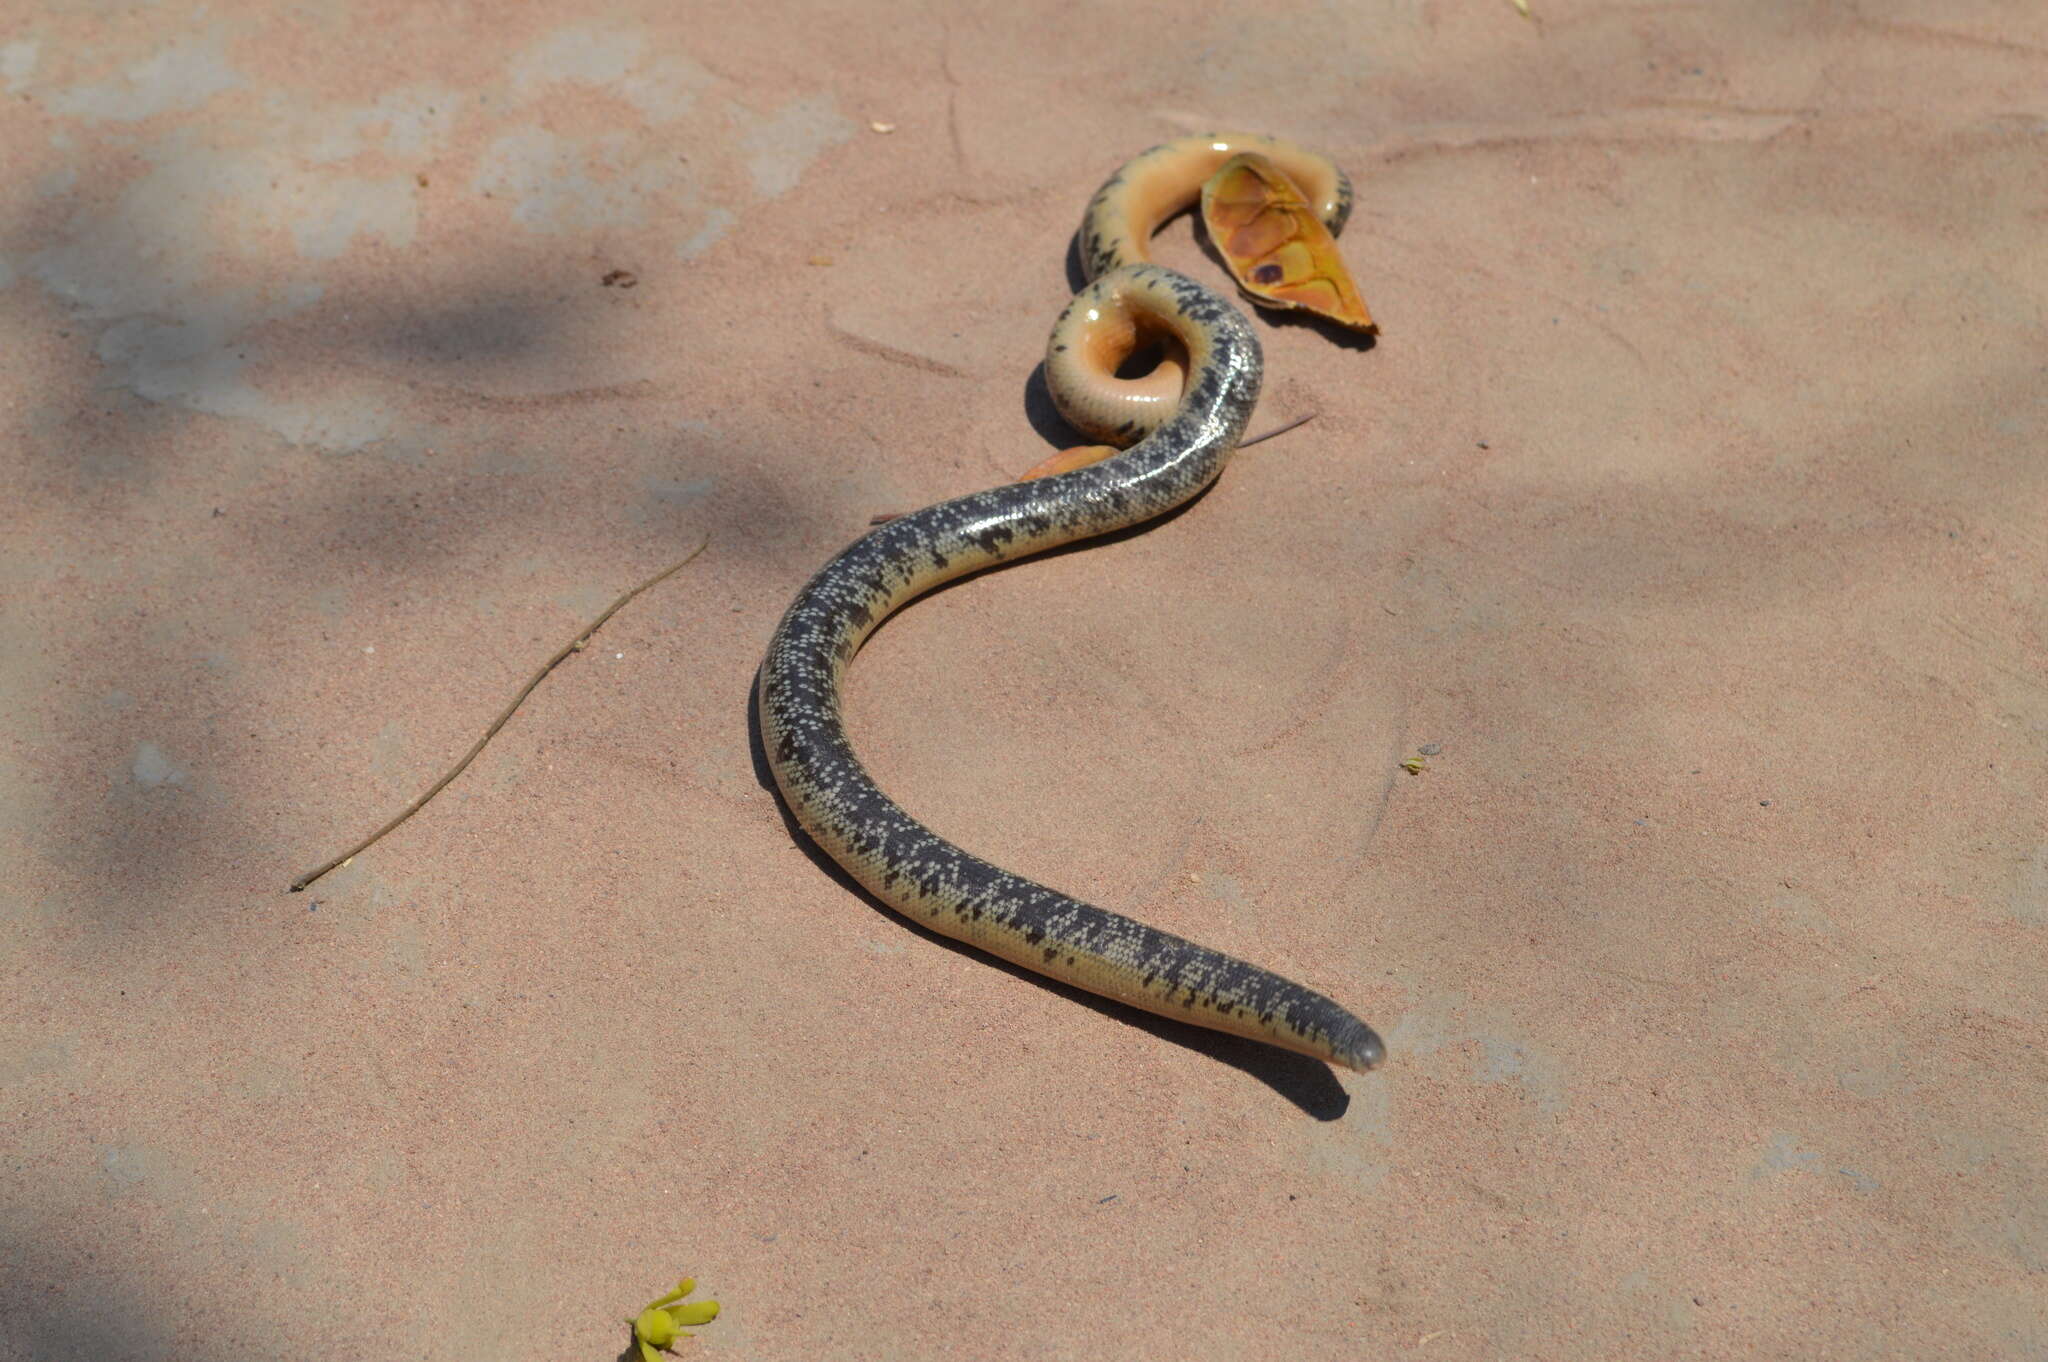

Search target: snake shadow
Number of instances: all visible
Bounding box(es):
[742,632,1353,1122]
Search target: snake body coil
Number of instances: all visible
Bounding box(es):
[758,137,1384,1072]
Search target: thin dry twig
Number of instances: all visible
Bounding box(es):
[288,537,711,892]
[1236,411,1318,448]
[865,413,1319,525]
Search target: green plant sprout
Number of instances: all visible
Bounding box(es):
[632,1277,719,1360]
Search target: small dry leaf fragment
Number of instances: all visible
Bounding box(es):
[1400,756,1427,775]
[807,254,834,266]
[601,269,638,288]
[869,120,897,134]
[1200,153,1375,333]
[1014,445,1118,481]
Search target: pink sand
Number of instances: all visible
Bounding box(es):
[3,3,2045,1358]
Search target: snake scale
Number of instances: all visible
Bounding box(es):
[758,134,1384,1072]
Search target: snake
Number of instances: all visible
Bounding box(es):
[757,134,1384,1072]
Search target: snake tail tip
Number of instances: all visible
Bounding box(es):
[1335,1021,1387,1073]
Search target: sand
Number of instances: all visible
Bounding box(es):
[3,2,2045,1358]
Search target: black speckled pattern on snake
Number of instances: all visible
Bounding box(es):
[757,138,1384,1073]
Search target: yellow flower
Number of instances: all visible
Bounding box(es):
[632,1277,720,1360]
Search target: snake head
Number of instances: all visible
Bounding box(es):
[1201,153,1375,333]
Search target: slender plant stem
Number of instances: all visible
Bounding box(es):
[288,537,710,892]
[1236,411,1317,448]
[867,414,1318,525]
